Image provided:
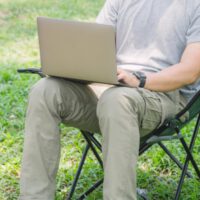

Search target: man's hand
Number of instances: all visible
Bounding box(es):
[117,68,140,87]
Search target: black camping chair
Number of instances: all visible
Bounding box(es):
[18,68,200,200]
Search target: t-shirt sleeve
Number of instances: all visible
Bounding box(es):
[96,0,119,27]
[186,4,200,44]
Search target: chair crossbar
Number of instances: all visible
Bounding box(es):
[180,138,200,178]
[78,179,103,200]
[158,142,193,178]
[87,133,102,151]
[81,131,103,168]
[147,134,183,143]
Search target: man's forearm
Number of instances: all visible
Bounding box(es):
[117,62,200,92]
[144,43,200,92]
[144,62,199,92]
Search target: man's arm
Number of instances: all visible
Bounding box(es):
[117,43,200,92]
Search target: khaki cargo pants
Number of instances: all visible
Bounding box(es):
[19,77,186,200]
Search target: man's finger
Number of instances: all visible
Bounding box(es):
[117,73,125,81]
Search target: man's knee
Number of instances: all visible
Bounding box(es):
[26,77,66,116]
[29,77,61,101]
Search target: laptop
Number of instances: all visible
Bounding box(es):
[37,17,119,85]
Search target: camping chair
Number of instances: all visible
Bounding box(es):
[18,68,200,200]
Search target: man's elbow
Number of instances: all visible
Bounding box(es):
[186,73,200,85]
[180,58,200,85]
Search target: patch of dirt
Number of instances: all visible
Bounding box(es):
[0,10,10,26]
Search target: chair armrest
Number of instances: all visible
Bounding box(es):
[17,67,46,78]
[176,89,200,120]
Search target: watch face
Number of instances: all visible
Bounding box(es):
[132,72,138,78]
[133,71,142,79]
[136,71,145,78]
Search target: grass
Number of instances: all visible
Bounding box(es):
[0,0,199,199]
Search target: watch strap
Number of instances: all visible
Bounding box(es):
[132,71,146,88]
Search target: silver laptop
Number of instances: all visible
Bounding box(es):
[37,17,119,84]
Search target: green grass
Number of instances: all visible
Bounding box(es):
[0,0,200,199]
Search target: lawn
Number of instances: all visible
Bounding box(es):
[0,0,199,199]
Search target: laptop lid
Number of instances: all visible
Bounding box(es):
[37,17,118,84]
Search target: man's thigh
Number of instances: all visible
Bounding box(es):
[37,77,100,133]
[98,86,184,137]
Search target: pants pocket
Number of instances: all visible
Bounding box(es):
[139,90,163,137]
[139,89,186,137]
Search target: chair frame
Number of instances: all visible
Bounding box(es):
[18,68,200,200]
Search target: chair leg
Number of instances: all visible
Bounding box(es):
[77,179,103,200]
[174,115,200,200]
[66,144,90,200]
[67,131,103,199]
[174,139,200,200]
[174,156,191,200]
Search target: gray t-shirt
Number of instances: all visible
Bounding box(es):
[96,0,200,100]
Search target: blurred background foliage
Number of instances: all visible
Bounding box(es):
[0,0,199,199]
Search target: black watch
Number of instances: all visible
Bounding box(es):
[132,71,146,88]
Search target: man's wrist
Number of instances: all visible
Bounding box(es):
[132,71,146,88]
[131,75,140,87]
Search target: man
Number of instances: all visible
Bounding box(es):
[19,0,200,199]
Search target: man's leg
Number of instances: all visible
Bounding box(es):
[97,87,182,200]
[19,77,99,200]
